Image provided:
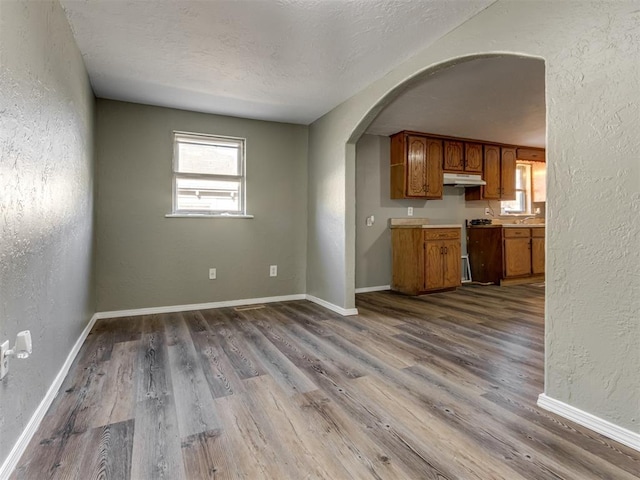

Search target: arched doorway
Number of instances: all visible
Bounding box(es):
[349,54,546,294]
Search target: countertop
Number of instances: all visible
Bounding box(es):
[391,224,462,229]
[468,223,545,228]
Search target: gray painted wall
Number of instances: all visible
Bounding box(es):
[307,125,350,309]
[0,0,95,465]
[95,100,308,311]
[308,1,640,433]
[355,134,492,289]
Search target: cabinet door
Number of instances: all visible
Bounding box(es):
[483,145,501,199]
[465,143,483,172]
[501,147,517,200]
[531,237,545,274]
[504,238,532,277]
[444,140,464,171]
[406,135,427,196]
[442,240,461,288]
[425,241,445,290]
[425,138,443,198]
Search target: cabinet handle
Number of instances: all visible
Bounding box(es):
[444,246,448,254]
[440,246,444,255]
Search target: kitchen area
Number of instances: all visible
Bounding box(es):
[354,55,546,296]
[355,129,546,295]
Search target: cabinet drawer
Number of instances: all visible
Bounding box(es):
[503,228,530,238]
[531,228,545,238]
[424,229,461,240]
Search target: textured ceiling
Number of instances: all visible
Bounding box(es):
[366,55,546,147]
[60,0,494,124]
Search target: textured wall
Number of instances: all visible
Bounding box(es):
[308,1,639,432]
[355,134,492,289]
[0,0,95,465]
[95,100,308,311]
[307,121,349,308]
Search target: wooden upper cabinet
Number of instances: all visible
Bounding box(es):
[482,145,501,199]
[406,135,427,196]
[425,138,443,198]
[466,145,518,201]
[464,143,483,173]
[390,132,443,199]
[501,147,517,200]
[443,140,464,171]
[517,147,545,162]
[390,130,544,202]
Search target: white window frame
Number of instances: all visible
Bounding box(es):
[170,131,249,217]
[501,163,532,215]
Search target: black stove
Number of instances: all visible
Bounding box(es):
[468,218,492,226]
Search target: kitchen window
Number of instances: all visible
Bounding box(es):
[170,131,249,217]
[501,163,531,214]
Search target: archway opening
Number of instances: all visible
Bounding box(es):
[345,53,546,297]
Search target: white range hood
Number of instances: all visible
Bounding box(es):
[443,173,486,187]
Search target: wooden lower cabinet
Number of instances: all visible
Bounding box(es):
[425,238,461,290]
[531,228,545,274]
[504,228,532,278]
[467,226,545,285]
[392,227,462,295]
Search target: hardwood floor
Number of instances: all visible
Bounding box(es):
[12,285,640,479]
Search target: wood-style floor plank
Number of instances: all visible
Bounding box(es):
[11,285,640,480]
[165,313,220,438]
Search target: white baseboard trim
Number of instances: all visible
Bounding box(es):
[98,294,358,320]
[0,291,359,477]
[95,294,307,319]
[305,295,358,316]
[355,285,391,294]
[0,312,100,479]
[537,393,640,452]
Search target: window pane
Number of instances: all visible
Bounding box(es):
[175,177,240,213]
[501,191,526,213]
[515,165,526,189]
[177,142,240,175]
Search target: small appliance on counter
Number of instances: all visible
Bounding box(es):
[467,218,492,226]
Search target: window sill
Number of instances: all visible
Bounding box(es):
[165,213,254,219]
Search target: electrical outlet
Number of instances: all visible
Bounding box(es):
[1,341,9,379]
[485,207,491,216]
[209,268,217,280]
[269,265,278,277]
[407,207,414,216]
